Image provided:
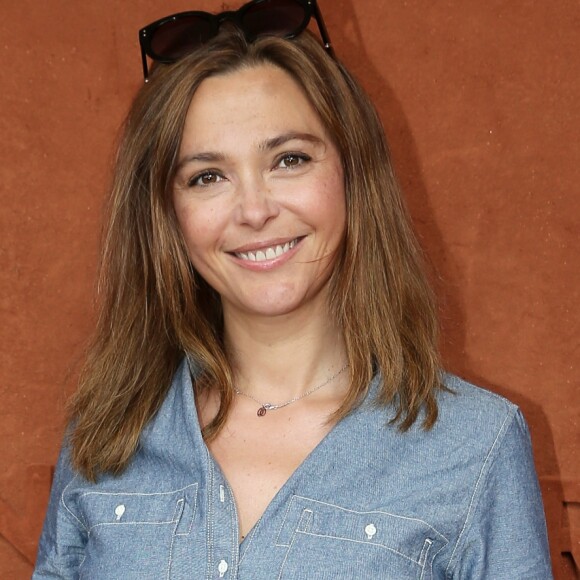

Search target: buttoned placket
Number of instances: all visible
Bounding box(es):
[206,457,240,579]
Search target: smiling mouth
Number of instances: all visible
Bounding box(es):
[234,238,300,262]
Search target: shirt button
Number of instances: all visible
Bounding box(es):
[365,523,377,539]
[218,559,228,577]
[114,504,125,520]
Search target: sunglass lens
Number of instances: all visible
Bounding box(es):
[150,15,215,60]
[242,0,308,38]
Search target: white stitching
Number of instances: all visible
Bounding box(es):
[295,530,421,565]
[292,495,448,541]
[239,513,262,566]
[277,509,303,580]
[278,495,448,543]
[88,520,177,533]
[166,499,183,579]
[228,483,237,577]
[206,458,214,580]
[175,486,198,536]
[428,541,446,580]
[275,496,297,546]
[78,483,197,499]
[79,483,198,532]
[419,538,433,579]
[61,474,89,532]
[444,410,513,577]
[78,552,87,577]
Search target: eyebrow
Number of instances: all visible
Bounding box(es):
[259,132,324,151]
[176,132,324,171]
[175,151,226,171]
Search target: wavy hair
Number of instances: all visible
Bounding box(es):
[68,28,442,481]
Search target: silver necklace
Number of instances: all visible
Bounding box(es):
[234,364,349,417]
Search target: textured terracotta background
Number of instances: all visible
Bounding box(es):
[1,0,578,577]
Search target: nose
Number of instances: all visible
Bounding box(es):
[233,174,280,229]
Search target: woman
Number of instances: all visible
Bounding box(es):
[34,1,552,578]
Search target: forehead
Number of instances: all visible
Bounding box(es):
[180,64,328,150]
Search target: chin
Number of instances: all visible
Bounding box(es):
[229,289,324,319]
[221,278,332,319]
[240,300,306,318]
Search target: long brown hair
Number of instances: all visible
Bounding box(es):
[69,28,442,481]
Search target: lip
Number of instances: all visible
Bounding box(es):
[228,236,302,254]
[227,236,305,270]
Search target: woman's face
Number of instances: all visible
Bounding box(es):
[172,64,346,321]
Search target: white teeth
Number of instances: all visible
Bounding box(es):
[275,244,287,257]
[235,238,298,262]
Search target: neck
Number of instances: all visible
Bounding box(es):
[223,301,347,402]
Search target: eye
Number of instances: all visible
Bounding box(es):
[276,153,311,170]
[188,170,224,188]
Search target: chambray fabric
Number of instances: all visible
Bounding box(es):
[34,359,552,579]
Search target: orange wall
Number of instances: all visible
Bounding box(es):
[1,1,578,577]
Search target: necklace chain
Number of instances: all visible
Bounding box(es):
[234,364,349,417]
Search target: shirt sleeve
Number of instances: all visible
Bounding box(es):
[446,408,553,579]
[33,440,88,579]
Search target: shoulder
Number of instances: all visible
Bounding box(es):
[424,373,533,471]
[432,373,535,480]
[49,359,201,505]
[433,376,552,576]
[365,371,522,442]
[436,372,519,433]
[358,372,531,475]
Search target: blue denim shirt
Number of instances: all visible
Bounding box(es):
[34,359,552,579]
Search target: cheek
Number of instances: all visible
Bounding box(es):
[174,202,222,253]
[319,173,347,231]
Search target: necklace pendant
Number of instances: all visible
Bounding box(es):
[257,406,267,417]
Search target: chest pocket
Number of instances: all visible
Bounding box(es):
[276,495,448,580]
[76,483,198,580]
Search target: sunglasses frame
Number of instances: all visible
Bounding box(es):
[139,0,334,80]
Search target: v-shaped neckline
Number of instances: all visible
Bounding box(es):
[196,376,382,556]
[181,358,382,557]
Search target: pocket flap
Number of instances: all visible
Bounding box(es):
[78,483,197,534]
[277,495,447,565]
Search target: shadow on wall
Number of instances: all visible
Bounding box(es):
[479,376,577,578]
[329,0,467,363]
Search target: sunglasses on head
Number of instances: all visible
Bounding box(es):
[139,0,334,80]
